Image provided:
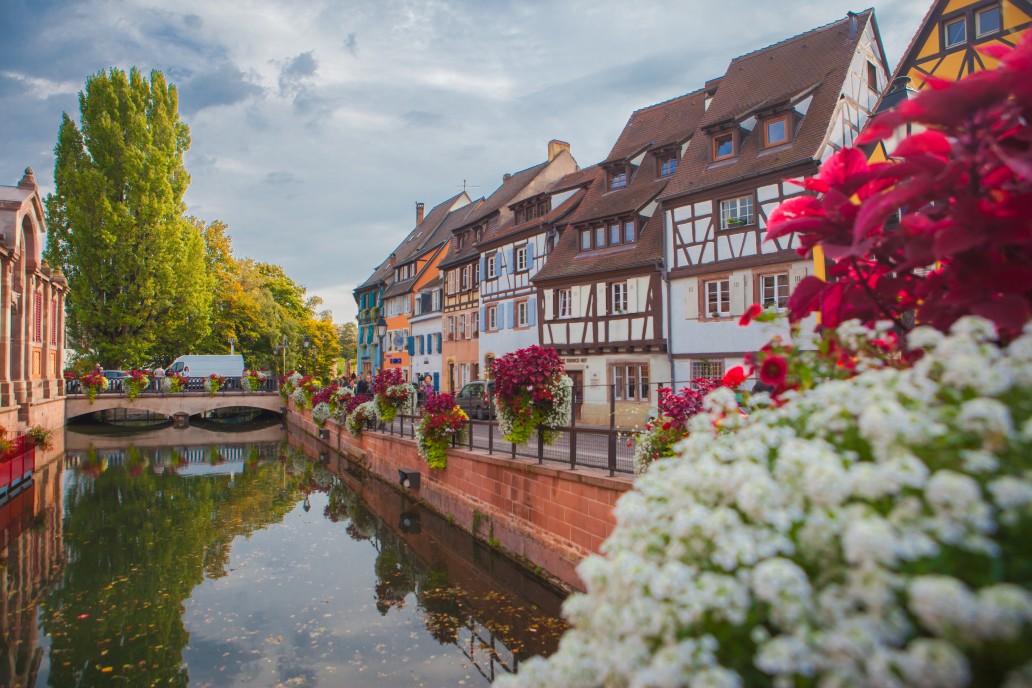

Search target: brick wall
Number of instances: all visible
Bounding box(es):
[289,409,632,591]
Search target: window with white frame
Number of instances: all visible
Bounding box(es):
[487,254,497,278]
[720,195,755,229]
[517,301,529,327]
[472,311,479,337]
[977,6,1001,37]
[691,359,725,381]
[760,273,790,310]
[612,282,628,314]
[515,246,528,271]
[461,265,470,291]
[459,314,467,339]
[944,16,966,48]
[558,289,572,319]
[580,230,591,251]
[488,305,498,330]
[447,317,456,340]
[613,363,649,401]
[705,279,731,318]
[432,289,441,311]
[474,261,480,286]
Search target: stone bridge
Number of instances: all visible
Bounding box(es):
[65,390,283,420]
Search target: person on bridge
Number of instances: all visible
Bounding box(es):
[153,365,165,393]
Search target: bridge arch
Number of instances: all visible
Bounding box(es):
[65,392,284,422]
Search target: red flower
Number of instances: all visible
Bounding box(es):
[739,304,763,327]
[759,356,788,387]
[721,366,748,388]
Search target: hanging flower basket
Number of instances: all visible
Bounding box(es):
[491,345,572,445]
[373,368,412,423]
[416,392,468,470]
[241,369,268,392]
[80,371,108,404]
[204,373,225,397]
[125,370,150,402]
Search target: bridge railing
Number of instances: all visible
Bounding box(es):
[65,376,280,396]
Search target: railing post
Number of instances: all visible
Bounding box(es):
[608,383,617,476]
[537,425,544,464]
[488,419,494,455]
[569,408,577,470]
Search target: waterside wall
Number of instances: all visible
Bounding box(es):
[288,408,632,592]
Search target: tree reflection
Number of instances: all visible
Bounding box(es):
[42,446,303,687]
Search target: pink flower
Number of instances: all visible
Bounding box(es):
[739,304,763,327]
[759,356,788,387]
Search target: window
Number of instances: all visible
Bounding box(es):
[760,273,790,310]
[432,289,441,311]
[447,317,456,341]
[594,226,605,248]
[609,223,621,245]
[713,133,735,160]
[580,230,591,251]
[472,311,480,338]
[515,245,528,271]
[610,170,627,189]
[977,6,1001,37]
[487,254,496,278]
[866,61,879,91]
[558,289,572,319]
[720,195,755,229]
[945,16,966,48]
[764,116,788,147]
[457,234,465,250]
[517,301,529,327]
[613,363,649,401]
[660,156,677,176]
[705,279,730,318]
[475,228,483,243]
[474,260,480,286]
[691,360,725,381]
[612,282,628,314]
[488,305,498,330]
[459,314,467,339]
[624,221,636,243]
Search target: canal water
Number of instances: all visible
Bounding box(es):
[1,422,568,687]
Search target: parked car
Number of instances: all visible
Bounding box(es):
[455,380,494,420]
[166,355,245,378]
[101,369,128,390]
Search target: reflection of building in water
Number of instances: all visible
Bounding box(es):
[66,442,282,475]
[0,459,64,686]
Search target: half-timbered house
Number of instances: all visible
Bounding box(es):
[659,10,890,386]
[534,91,707,426]
[438,141,576,393]
[477,165,593,375]
[409,276,445,391]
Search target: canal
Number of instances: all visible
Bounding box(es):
[1,421,568,687]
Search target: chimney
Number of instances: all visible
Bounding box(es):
[389,252,397,267]
[503,173,512,182]
[847,11,859,39]
[17,167,36,189]
[415,202,425,224]
[548,139,571,161]
[890,75,912,93]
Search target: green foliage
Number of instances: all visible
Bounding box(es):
[44,67,212,368]
[337,322,358,360]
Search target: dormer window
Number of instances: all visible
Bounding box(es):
[610,170,628,190]
[475,228,483,243]
[713,133,735,160]
[763,115,789,147]
[457,234,464,250]
[660,155,678,176]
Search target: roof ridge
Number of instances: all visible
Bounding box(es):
[630,85,708,116]
[729,8,872,64]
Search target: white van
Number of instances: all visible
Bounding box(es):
[166,355,245,378]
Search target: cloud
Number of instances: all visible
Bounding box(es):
[344,33,357,55]
[402,110,446,128]
[263,170,300,185]
[180,63,263,113]
[278,51,317,97]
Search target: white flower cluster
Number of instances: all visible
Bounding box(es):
[497,318,1032,688]
[543,374,574,429]
[291,386,308,409]
[331,386,354,420]
[203,376,222,395]
[161,376,177,393]
[312,402,331,427]
[240,370,268,392]
[346,400,380,438]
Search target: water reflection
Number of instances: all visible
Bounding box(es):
[1,426,566,687]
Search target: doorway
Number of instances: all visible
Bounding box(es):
[568,370,584,421]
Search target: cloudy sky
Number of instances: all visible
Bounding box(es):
[0,0,928,322]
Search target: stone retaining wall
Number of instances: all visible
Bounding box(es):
[288,409,633,592]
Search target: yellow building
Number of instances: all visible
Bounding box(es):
[896,0,1030,88]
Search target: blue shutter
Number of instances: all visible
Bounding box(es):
[528,297,537,326]
[479,256,487,281]
[505,301,515,329]
[505,248,514,274]
[526,242,535,269]
[433,372,440,392]
[407,336,415,356]
[436,332,442,351]
[480,305,486,330]
[418,336,424,355]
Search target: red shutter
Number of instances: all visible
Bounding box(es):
[34,293,42,343]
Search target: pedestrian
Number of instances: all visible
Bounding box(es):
[184,365,191,376]
[356,373,370,395]
[154,365,166,393]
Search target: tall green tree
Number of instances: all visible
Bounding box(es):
[44,67,212,368]
[337,322,358,360]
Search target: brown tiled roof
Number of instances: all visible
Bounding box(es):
[478,186,588,249]
[534,196,664,284]
[566,90,708,228]
[438,151,576,270]
[355,191,471,291]
[662,10,874,201]
[606,88,707,163]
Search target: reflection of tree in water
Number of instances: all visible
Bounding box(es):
[373,539,418,615]
[43,454,304,687]
[416,568,464,645]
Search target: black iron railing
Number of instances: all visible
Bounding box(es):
[64,376,279,396]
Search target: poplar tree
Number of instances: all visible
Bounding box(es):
[44,67,212,368]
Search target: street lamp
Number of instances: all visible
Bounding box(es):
[303,336,311,374]
[375,316,388,373]
[273,335,287,375]
[228,337,237,355]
